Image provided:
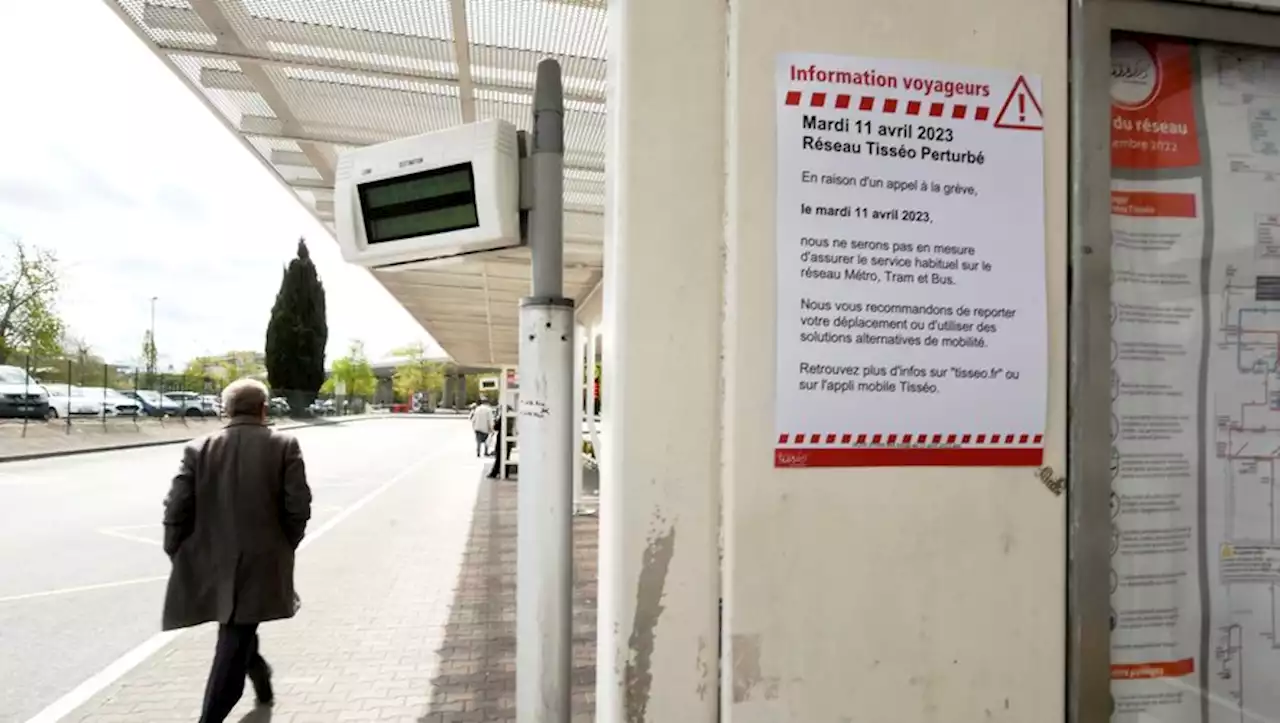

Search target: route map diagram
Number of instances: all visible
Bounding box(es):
[1109,34,1280,723]
[1208,267,1280,723]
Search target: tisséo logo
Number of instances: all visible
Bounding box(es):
[1110,39,1160,111]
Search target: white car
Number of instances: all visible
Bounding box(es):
[45,386,110,418]
[164,391,218,417]
[78,387,143,418]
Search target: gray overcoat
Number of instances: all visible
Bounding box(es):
[161,417,312,631]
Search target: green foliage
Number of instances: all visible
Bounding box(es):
[141,330,158,376]
[464,372,481,405]
[390,341,444,402]
[321,340,377,398]
[34,335,118,387]
[265,239,328,400]
[184,351,266,386]
[0,239,65,364]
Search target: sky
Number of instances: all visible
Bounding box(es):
[0,0,440,369]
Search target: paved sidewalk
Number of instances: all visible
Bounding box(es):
[62,461,598,721]
[0,415,389,462]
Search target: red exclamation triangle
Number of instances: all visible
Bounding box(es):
[993,75,1044,131]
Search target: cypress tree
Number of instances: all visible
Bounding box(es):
[265,238,328,412]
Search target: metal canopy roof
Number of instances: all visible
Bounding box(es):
[104,0,606,368]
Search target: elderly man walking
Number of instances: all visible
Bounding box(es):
[161,378,313,722]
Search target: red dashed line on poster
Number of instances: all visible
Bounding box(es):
[784,91,991,122]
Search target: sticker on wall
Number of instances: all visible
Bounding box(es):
[773,53,1048,468]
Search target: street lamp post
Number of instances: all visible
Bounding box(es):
[149,296,157,389]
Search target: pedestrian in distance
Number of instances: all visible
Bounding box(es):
[161,378,313,723]
[487,404,509,479]
[470,397,495,457]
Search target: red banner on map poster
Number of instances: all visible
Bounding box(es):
[1110,191,1197,218]
[1111,35,1200,169]
[1111,658,1195,680]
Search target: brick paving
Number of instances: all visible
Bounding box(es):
[64,459,598,722]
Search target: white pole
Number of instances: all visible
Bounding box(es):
[517,58,574,723]
[517,302,575,722]
[572,322,586,513]
[586,327,601,455]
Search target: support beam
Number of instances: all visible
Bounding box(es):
[586,326,601,459]
[447,0,477,123]
[597,0,723,720]
[188,0,334,182]
[269,149,311,167]
[481,261,497,365]
[188,50,606,105]
[141,3,607,89]
[573,322,586,513]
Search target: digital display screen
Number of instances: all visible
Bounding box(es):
[358,163,480,244]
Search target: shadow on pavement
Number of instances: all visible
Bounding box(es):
[419,474,598,722]
[237,707,273,722]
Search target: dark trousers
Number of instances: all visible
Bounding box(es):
[200,623,268,723]
[488,426,504,478]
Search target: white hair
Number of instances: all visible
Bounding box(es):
[222,378,269,417]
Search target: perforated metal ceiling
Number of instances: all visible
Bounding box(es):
[104,0,606,367]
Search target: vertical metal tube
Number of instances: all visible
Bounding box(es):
[1067,1,1115,723]
[572,323,586,511]
[517,302,575,722]
[586,327,600,454]
[518,57,575,723]
[529,60,564,299]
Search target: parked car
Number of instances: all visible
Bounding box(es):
[78,388,143,418]
[0,365,51,420]
[309,399,336,416]
[124,390,181,417]
[201,394,223,418]
[164,391,217,417]
[45,386,110,418]
[269,397,291,417]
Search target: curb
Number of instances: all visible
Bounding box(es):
[0,415,389,464]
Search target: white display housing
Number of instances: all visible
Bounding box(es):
[334,119,521,271]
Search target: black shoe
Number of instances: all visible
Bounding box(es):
[248,659,274,706]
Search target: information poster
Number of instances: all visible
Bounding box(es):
[774,52,1047,468]
[1109,33,1280,723]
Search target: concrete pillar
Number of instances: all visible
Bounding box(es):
[597,0,724,719]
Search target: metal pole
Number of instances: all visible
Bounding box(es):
[517,58,574,723]
[529,62,564,299]
[22,353,30,437]
[586,327,601,454]
[149,296,157,390]
[572,323,585,512]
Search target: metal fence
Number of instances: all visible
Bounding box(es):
[0,353,365,436]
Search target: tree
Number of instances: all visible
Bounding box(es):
[37,334,112,387]
[321,340,377,411]
[464,372,481,406]
[265,239,328,410]
[390,341,444,405]
[184,351,266,389]
[0,239,65,365]
[141,330,158,386]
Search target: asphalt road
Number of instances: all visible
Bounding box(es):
[0,417,474,723]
